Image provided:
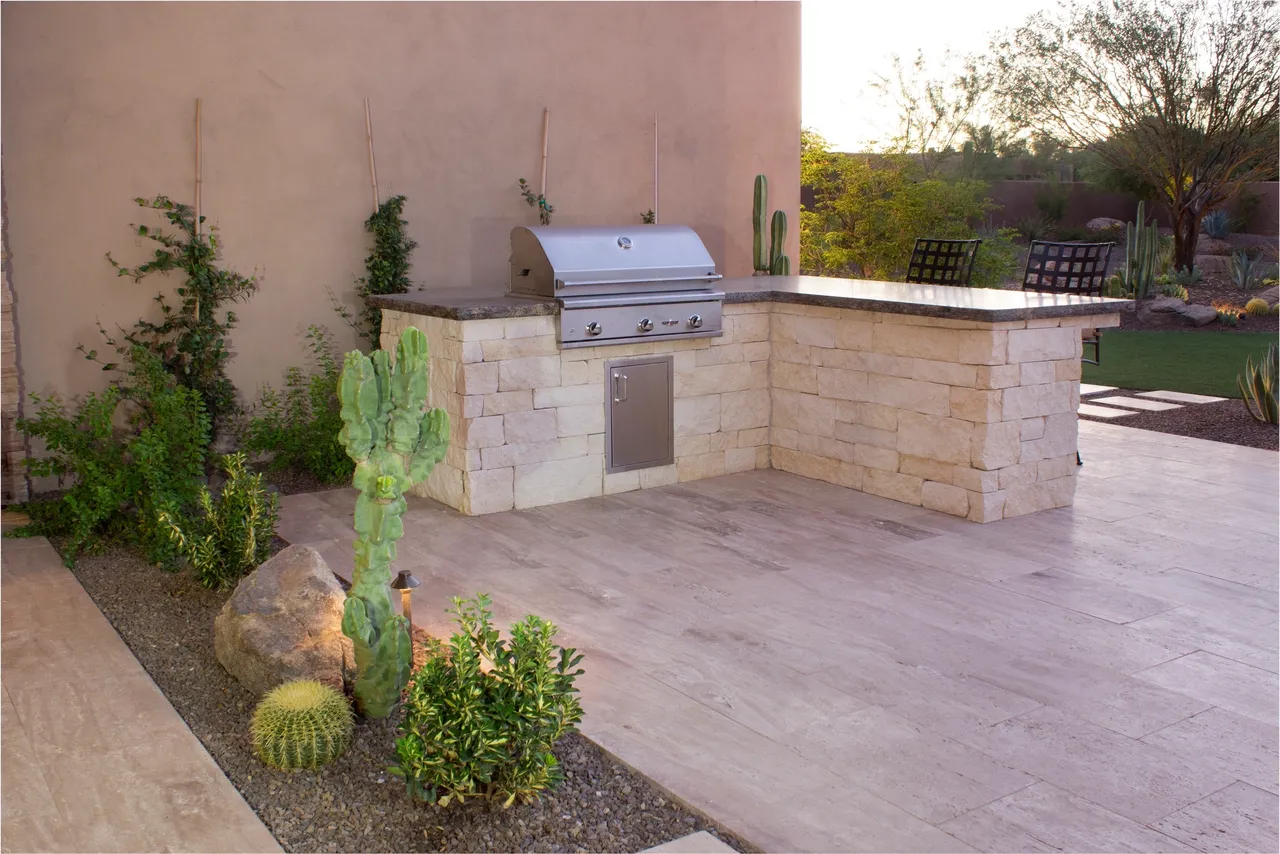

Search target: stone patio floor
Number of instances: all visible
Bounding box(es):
[279,419,1279,853]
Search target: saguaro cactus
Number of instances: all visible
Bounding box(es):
[752,174,791,275]
[337,326,450,718]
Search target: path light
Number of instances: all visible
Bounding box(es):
[390,570,420,630]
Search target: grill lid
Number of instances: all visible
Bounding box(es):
[508,225,720,297]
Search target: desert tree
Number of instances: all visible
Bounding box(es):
[991,0,1279,270]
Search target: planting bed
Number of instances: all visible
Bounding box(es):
[1079,388,1278,451]
[63,542,751,854]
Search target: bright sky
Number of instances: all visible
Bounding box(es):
[802,0,1057,151]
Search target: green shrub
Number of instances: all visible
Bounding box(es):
[252,680,354,770]
[1051,225,1093,242]
[391,594,585,808]
[1238,342,1278,424]
[970,227,1020,288]
[1015,214,1056,243]
[158,452,279,590]
[331,196,419,349]
[242,326,352,485]
[12,347,209,567]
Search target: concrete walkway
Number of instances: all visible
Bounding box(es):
[279,420,1279,853]
[1,537,280,853]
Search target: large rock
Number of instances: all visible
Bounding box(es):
[1195,255,1231,275]
[1086,217,1125,233]
[1146,296,1186,313]
[1177,303,1219,327]
[1256,284,1279,306]
[214,545,354,696]
[1196,238,1233,256]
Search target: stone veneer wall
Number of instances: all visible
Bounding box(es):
[380,304,772,514]
[768,304,1106,522]
[381,303,1117,522]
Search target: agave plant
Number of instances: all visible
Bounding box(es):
[1230,250,1271,291]
[1238,342,1278,425]
[1202,209,1231,240]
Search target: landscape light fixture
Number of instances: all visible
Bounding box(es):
[390,569,421,629]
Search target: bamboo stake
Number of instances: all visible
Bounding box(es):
[539,108,550,198]
[194,98,202,319]
[653,111,659,224]
[365,98,379,213]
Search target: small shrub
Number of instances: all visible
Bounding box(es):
[1015,214,1056,242]
[1238,342,1278,424]
[1159,283,1189,301]
[252,680,354,770]
[13,347,209,566]
[158,452,279,590]
[970,226,1020,288]
[391,594,585,808]
[1202,209,1232,240]
[1051,225,1092,242]
[1245,298,1271,316]
[242,326,352,485]
[330,196,419,349]
[1229,250,1270,291]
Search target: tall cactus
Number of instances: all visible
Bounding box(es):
[753,174,791,276]
[1123,201,1160,299]
[337,326,450,718]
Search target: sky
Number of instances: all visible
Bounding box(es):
[801,0,1057,151]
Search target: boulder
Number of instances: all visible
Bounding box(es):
[214,545,354,697]
[1256,284,1279,307]
[1176,303,1219,327]
[1086,217,1125,233]
[1195,255,1231,275]
[1145,296,1186,313]
[1196,238,1233,257]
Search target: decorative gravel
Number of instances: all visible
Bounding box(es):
[64,544,752,854]
[1080,389,1279,451]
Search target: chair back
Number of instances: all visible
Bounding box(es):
[905,238,982,286]
[1022,241,1113,296]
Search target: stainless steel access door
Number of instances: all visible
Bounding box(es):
[605,356,674,474]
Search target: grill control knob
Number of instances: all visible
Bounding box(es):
[687,314,704,330]
[638,318,654,333]
[585,322,602,336]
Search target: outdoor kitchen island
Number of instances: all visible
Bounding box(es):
[372,276,1127,523]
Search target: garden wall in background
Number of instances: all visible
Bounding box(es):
[0,1,800,406]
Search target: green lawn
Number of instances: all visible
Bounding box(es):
[1082,330,1278,398]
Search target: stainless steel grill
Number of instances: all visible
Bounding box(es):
[507,225,724,347]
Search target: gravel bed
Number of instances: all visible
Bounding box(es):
[1081,389,1279,451]
[64,544,753,854]
[255,463,343,496]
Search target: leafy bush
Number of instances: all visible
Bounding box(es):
[13,347,209,566]
[252,680,354,770]
[1230,250,1271,290]
[331,195,419,349]
[158,452,279,590]
[1238,342,1278,424]
[970,227,1021,288]
[1033,181,1069,224]
[1202,209,1232,239]
[242,326,352,485]
[391,594,585,808]
[89,195,258,427]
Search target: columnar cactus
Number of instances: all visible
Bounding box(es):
[752,174,791,275]
[337,326,449,718]
[1124,200,1159,299]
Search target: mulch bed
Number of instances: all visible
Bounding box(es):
[1080,389,1279,451]
[63,543,752,854]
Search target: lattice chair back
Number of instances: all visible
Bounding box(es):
[1021,241,1114,296]
[905,238,982,286]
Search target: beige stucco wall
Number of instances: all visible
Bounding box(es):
[1,1,800,407]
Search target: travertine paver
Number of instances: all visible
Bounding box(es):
[0,537,281,854]
[1137,390,1228,404]
[643,831,738,853]
[1092,395,1185,411]
[279,419,1279,854]
[1078,383,1118,395]
[1079,402,1136,418]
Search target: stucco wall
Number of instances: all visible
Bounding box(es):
[1,1,800,407]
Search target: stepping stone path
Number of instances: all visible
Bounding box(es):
[1091,396,1185,412]
[1079,384,1118,395]
[1078,402,1136,418]
[1077,387,1227,421]
[1137,390,1228,404]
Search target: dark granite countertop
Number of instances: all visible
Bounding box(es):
[371,277,1130,323]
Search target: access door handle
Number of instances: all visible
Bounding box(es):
[613,372,628,403]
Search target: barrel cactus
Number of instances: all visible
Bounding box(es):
[251,680,354,770]
[1245,298,1271,316]
[752,174,791,275]
[338,326,450,718]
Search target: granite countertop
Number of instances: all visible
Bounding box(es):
[371,277,1130,322]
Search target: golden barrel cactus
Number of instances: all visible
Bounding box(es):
[251,680,354,770]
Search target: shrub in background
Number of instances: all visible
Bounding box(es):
[331,195,419,350]
[970,226,1020,288]
[391,594,585,808]
[13,347,209,567]
[90,195,258,428]
[243,326,352,485]
[158,452,279,590]
[1238,342,1278,425]
[251,680,354,771]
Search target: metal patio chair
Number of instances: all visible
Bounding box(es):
[1021,240,1114,466]
[905,238,982,286]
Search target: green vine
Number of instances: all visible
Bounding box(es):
[86,195,258,428]
[641,210,656,224]
[331,195,418,350]
[518,179,554,225]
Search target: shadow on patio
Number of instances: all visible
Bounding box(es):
[279,420,1279,853]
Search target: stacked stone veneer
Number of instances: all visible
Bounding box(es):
[380,304,772,515]
[381,302,1118,522]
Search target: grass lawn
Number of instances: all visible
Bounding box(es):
[1083,330,1278,398]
